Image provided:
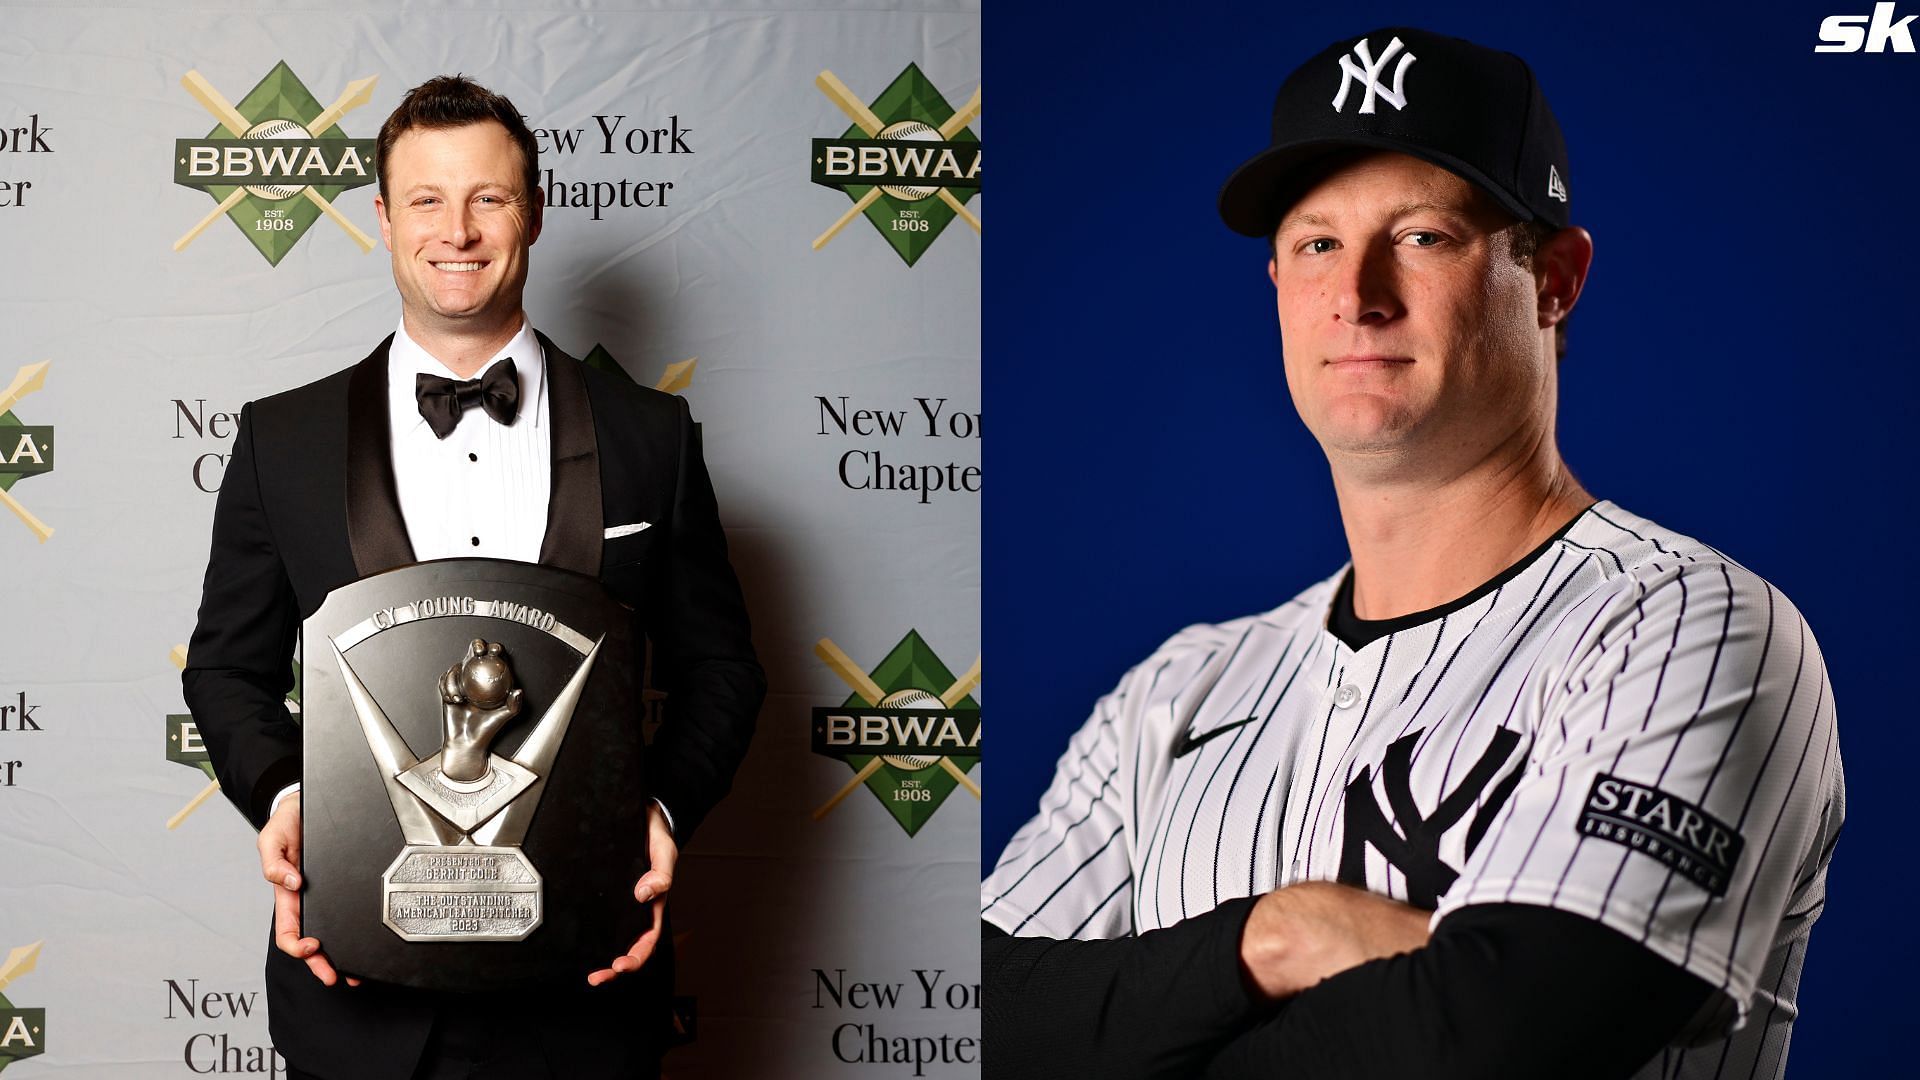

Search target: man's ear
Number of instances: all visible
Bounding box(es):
[374,193,394,253]
[1537,225,1593,332]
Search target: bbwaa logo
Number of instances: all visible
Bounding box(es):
[809,632,980,836]
[809,64,981,266]
[1332,36,1416,114]
[0,362,53,544]
[0,942,44,1072]
[1817,3,1918,51]
[171,64,379,264]
[165,646,300,829]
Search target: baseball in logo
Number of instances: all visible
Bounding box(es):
[0,942,44,1072]
[810,632,980,836]
[810,64,980,266]
[171,64,379,265]
[0,362,53,544]
[164,646,300,830]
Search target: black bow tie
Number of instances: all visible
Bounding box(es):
[415,359,519,439]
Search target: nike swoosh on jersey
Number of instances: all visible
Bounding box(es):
[1172,716,1259,757]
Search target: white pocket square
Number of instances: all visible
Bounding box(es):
[604,521,652,539]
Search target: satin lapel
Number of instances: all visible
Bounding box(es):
[345,334,417,576]
[536,332,604,575]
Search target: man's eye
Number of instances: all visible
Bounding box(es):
[1404,231,1442,247]
[1303,238,1337,255]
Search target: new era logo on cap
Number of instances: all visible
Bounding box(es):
[1332,36,1417,114]
[1548,164,1568,202]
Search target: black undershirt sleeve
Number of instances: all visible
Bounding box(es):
[1202,903,1716,1080]
[982,898,1265,1080]
[983,902,1715,1080]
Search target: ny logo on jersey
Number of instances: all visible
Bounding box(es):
[1338,726,1522,908]
[1332,36,1417,114]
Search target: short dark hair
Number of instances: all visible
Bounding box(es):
[376,75,539,203]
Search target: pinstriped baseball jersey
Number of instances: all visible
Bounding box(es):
[983,501,1843,1079]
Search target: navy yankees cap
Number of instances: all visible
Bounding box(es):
[1218,27,1571,238]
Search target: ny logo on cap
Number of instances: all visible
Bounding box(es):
[1332,36,1417,115]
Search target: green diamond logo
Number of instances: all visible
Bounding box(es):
[810,65,980,266]
[166,650,299,829]
[0,942,44,1071]
[810,631,980,836]
[0,361,54,544]
[580,344,698,394]
[172,64,379,265]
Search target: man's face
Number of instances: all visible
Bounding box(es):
[1268,152,1550,472]
[375,121,540,334]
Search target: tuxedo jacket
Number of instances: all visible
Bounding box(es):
[182,333,765,1079]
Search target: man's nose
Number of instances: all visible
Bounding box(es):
[447,201,474,248]
[1332,242,1403,327]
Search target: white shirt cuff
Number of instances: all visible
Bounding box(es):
[651,796,675,835]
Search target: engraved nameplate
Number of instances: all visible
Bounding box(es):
[382,845,543,941]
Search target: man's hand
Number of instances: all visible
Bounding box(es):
[259,793,359,988]
[587,801,677,987]
[1239,881,1429,1001]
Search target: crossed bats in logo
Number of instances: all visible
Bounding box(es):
[0,362,52,544]
[0,942,39,997]
[812,71,982,251]
[173,70,380,253]
[811,637,982,820]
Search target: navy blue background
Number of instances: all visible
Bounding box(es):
[985,1,1913,1071]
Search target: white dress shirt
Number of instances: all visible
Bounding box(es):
[388,318,551,560]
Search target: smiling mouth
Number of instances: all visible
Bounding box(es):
[432,261,486,272]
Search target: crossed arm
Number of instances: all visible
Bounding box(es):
[983,882,1712,1080]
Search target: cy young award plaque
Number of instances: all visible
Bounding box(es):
[299,559,650,992]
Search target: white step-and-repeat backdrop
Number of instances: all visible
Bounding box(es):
[0,1,980,1075]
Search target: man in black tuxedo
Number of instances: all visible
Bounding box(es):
[182,76,764,1079]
